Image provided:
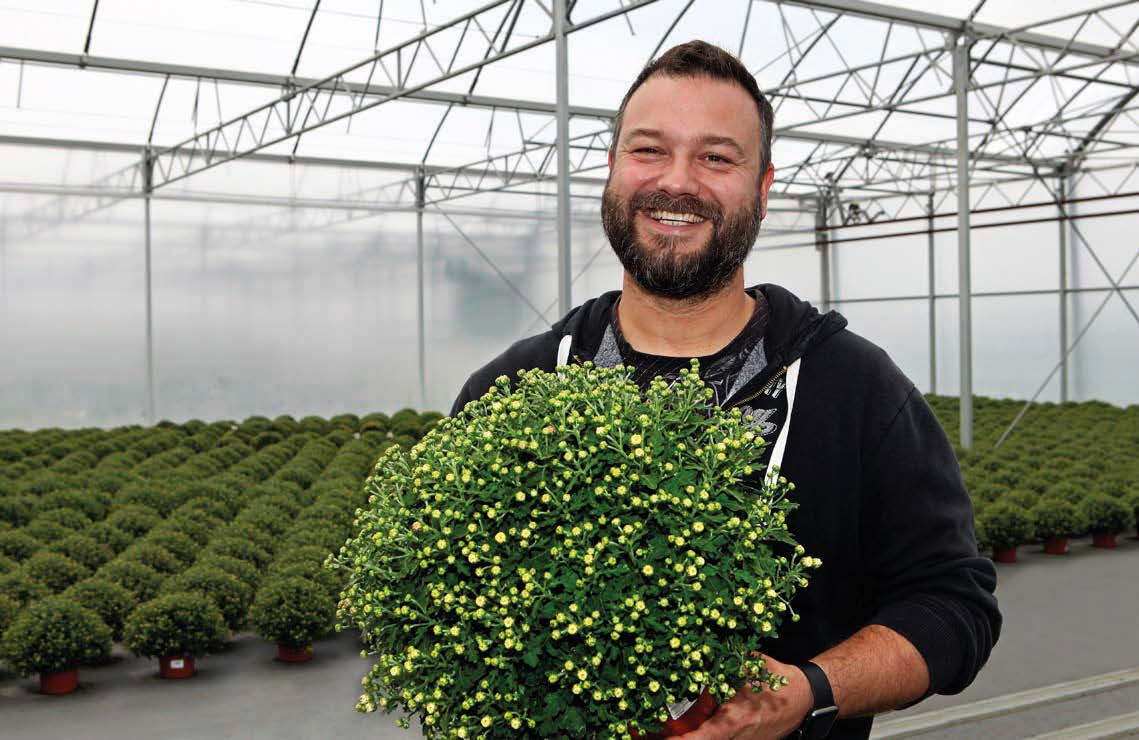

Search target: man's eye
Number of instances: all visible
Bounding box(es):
[705,154,732,163]
[634,147,661,154]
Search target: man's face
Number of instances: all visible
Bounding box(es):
[602,74,775,300]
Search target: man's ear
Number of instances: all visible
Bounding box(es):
[608,146,615,170]
[758,164,776,220]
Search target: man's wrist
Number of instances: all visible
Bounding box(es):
[793,661,838,740]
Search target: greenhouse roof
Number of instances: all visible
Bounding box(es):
[1,0,1137,221]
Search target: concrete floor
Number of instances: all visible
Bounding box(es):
[3,535,1137,739]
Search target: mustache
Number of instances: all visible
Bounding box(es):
[627,191,722,222]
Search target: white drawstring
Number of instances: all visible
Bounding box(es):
[764,357,802,488]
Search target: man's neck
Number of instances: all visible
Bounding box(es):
[616,271,755,358]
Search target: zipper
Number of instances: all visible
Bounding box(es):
[726,364,788,410]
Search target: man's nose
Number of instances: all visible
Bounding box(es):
[654,155,700,197]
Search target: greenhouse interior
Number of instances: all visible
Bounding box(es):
[2,1,1138,739]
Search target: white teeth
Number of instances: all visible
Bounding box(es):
[648,210,705,224]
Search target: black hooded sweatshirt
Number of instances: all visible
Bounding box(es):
[450,283,1001,739]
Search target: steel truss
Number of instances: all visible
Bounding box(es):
[1,0,1137,441]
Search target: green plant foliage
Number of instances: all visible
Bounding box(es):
[65,578,137,641]
[390,434,418,450]
[24,550,91,593]
[0,595,111,676]
[204,536,271,569]
[161,566,252,631]
[232,501,291,537]
[1097,475,1134,500]
[250,575,335,650]
[0,572,52,607]
[299,416,330,435]
[99,559,164,601]
[141,529,199,566]
[0,529,40,561]
[0,496,38,527]
[979,503,1035,549]
[1042,481,1087,504]
[31,507,93,534]
[1030,499,1088,540]
[46,535,114,571]
[114,483,186,517]
[38,489,111,521]
[123,592,228,659]
[0,553,16,575]
[219,521,277,553]
[335,363,817,735]
[281,526,346,553]
[1002,489,1039,510]
[120,543,183,575]
[87,521,135,553]
[196,554,261,590]
[1079,494,1134,535]
[0,592,17,634]
[274,562,345,604]
[22,519,71,544]
[969,481,1008,504]
[105,504,162,537]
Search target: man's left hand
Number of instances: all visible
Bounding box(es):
[673,655,813,740]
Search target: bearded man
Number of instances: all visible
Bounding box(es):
[450,40,1000,740]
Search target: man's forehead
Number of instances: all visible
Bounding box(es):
[620,74,761,144]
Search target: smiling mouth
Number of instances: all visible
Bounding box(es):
[644,209,707,226]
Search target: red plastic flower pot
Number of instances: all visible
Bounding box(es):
[159,655,196,679]
[1043,537,1069,555]
[1092,532,1117,549]
[992,546,1018,563]
[277,643,314,664]
[39,668,78,695]
[629,686,718,739]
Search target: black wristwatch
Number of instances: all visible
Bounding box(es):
[791,661,838,740]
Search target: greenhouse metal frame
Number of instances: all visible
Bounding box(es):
[1,0,1138,447]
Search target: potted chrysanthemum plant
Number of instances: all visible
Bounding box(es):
[331,360,819,738]
[0,595,111,695]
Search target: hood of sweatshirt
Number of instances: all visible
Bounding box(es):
[548,283,848,401]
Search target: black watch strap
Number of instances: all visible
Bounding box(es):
[794,661,838,740]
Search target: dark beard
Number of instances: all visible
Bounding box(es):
[601,185,762,301]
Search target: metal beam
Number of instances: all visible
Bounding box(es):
[927,190,937,395]
[954,36,974,450]
[779,0,1139,63]
[142,151,156,426]
[815,197,831,311]
[555,0,572,318]
[0,45,615,121]
[415,168,427,411]
[1058,173,1069,402]
[145,0,665,190]
[0,45,1054,168]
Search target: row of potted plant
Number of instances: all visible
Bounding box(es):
[0,410,402,693]
[976,493,1138,562]
[925,394,1137,563]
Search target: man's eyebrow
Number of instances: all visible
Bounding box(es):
[622,129,746,157]
[623,128,662,141]
[696,135,746,156]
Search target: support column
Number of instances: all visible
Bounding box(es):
[1058,172,1068,403]
[927,190,937,395]
[1066,173,1079,400]
[143,151,156,426]
[815,198,831,311]
[954,35,974,449]
[415,168,427,412]
[554,0,572,317]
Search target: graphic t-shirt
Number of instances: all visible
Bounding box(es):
[587,289,790,460]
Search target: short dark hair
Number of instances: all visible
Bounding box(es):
[610,40,775,174]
